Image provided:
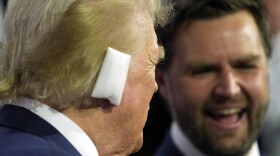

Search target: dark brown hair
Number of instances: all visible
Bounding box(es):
[157,0,271,70]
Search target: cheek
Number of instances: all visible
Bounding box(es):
[167,62,213,108]
[172,76,210,103]
[242,71,269,105]
[130,62,156,103]
[119,85,149,139]
[121,70,155,120]
[140,67,157,101]
[168,77,210,117]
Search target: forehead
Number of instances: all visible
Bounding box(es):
[265,0,280,7]
[173,11,264,61]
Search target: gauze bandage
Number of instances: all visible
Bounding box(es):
[91,47,131,105]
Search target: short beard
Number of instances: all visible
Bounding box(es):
[176,102,267,156]
[189,125,258,156]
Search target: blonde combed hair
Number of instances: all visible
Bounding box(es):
[0,0,172,108]
[0,0,76,99]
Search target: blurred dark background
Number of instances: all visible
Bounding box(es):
[3,0,7,6]
[131,93,171,156]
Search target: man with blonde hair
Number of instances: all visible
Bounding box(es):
[0,0,172,155]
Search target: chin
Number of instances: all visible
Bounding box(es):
[131,132,144,154]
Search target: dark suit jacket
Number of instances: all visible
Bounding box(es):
[155,130,267,156]
[0,105,81,156]
[155,132,184,156]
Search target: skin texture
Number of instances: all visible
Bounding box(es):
[62,12,161,156]
[158,11,269,156]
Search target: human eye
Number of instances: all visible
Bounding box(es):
[234,62,257,71]
[190,66,216,76]
[233,55,260,71]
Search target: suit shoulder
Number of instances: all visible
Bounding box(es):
[0,126,79,156]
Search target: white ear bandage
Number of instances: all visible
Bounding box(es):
[91,47,131,105]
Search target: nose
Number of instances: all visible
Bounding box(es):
[214,69,241,98]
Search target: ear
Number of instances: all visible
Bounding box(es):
[156,68,170,102]
[91,47,131,106]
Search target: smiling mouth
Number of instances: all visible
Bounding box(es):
[205,107,247,130]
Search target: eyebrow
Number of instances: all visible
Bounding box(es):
[184,61,217,71]
[158,46,165,62]
[233,54,261,64]
[184,54,261,69]
[150,45,165,65]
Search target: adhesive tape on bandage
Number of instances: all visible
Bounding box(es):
[91,47,131,105]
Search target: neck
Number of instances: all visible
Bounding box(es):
[61,105,135,156]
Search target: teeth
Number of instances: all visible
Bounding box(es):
[214,108,242,116]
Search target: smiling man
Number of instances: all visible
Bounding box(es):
[155,0,270,156]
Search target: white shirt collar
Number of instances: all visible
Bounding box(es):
[1,97,99,156]
[170,121,260,156]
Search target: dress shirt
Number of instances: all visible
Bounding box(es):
[171,121,260,156]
